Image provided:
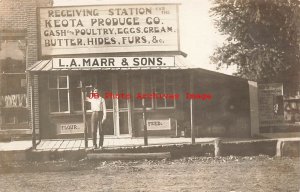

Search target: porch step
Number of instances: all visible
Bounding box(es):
[87,152,171,160]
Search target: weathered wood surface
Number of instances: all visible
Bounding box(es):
[87,152,171,160]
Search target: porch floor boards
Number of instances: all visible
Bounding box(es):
[33,137,216,152]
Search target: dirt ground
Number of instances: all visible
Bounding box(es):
[0,156,299,192]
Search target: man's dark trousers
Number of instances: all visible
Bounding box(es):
[91,111,104,147]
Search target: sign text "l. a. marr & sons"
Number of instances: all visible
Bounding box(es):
[52,57,175,69]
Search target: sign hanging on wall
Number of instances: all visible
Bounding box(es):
[57,123,84,134]
[52,57,175,69]
[38,4,180,56]
[146,119,171,130]
[0,94,27,108]
[258,83,284,127]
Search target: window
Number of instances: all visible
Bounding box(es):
[70,75,83,111]
[155,73,176,108]
[132,75,143,108]
[132,73,175,109]
[48,75,69,113]
[49,74,99,113]
[132,74,153,109]
[0,36,28,126]
[4,114,15,124]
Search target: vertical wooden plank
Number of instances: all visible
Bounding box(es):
[80,75,88,148]
[248,81,259,136]
[30,73,36,149]
[190,72,195,144]
[142,99,148,146]
[127,73,133,136]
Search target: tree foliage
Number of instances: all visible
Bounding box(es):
[210,0,300,82]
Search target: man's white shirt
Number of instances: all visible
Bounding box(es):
[86,97,107,120]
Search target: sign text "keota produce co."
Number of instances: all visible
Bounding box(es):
[39,4,179,56]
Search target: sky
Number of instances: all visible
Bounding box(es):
[54,0,236,75]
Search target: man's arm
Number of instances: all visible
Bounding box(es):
[85,92,92,102]
[102,98,107,123]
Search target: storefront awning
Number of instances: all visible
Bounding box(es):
[27,55,192,72]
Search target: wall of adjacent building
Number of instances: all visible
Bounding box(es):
[0,0,53,138]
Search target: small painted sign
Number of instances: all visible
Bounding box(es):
[0,94,27,108]
[258,83,284,127]
[57,123,84,134]
[52,57,175,69]
[147,119,171,130]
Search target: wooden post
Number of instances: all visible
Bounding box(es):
[214,138,221,157]
[30,74,36,149]
[276,140,284,157]
[80,77,88,148]
[142,99,148,146]
[190,73,195,144]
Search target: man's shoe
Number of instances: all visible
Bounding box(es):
[92,145,97,149]
[98,146,103,150]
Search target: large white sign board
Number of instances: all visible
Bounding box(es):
[39,4,179,56]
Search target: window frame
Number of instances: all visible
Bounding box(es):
[154,73,176,109]
[48,75,70,114]
[133,75,154,110]
[0,33,29,125]
[133,73,176,110]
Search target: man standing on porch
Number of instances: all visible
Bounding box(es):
[86,88,107,149]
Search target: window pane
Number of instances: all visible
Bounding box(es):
[6,75,25,94]
[132,77,142,108]
[18,112,28,123]
[165,74,173,84]
[166,98,175,107]
[165,85,174,94]
[165,85,175,107]
[144,78,152,108]
[86,101,91,110]
[131,76,142,90]
[155,78,165,108]
[118,74,128,109]
[98,74,113,109]
[49,90,59,112]
[70,75,81,88]
[155,85,164,94]
[103,112,114,135]
[20,77,26,89]
[134,96,143,108]
[103,97,113,110]
[4,114,15,124]
[49,75,57,88]
[59,90,69,112]
[119,97,128,108]
[85,75,95,88]
[156,98,165,108]
[59,76,68,88]
[119,112,129,134]
[155,74,164,83]
[0,40,26,73]
[73,88,82,111]
[144,97,152,108]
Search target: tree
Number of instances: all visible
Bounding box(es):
[210,0,300,83]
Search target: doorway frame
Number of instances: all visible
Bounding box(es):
[104,73,132,138]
